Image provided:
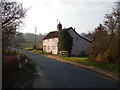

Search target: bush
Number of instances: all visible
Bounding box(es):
[3,56,19,72]
[2,51,36,88]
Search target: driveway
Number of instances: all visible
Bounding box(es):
[14,48,119,88]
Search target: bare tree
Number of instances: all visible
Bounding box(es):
[89,1,120,64]
[103,1,120,63]
[0,0,27,49]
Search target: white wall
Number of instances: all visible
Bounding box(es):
[68,29,90,56]
[43,38,58,54]
[43,29,90,56]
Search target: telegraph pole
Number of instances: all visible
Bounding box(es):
[34,27,37,49]
[118,2,120,64]
[57,19,59,24]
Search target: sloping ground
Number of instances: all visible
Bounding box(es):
[2,54,36,88]
[3,68,36,88]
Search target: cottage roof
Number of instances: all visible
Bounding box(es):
[42,31,58,40]
[73,29,91,43]
[42,28,91,43]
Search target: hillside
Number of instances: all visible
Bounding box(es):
[9,33,46,48]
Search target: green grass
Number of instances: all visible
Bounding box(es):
[31,50,42,53]
[31,49,52,54]
[52,55,119,74]
[12,47,32,50]
[23,47,32,50]
[31,49,37,52]
[21,49,119,74]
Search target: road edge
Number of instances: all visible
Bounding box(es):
[43,55,119,82]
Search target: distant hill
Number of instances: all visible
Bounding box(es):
[23,33,46,43]
[9,32,46,48]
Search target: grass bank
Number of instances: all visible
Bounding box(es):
[2,50,36,88]
[53,55,119,74]
[29,49,119,74]
[18,48,120,75]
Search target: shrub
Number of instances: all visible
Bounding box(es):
[3,56,19,72]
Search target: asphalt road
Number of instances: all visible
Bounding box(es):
[14,49,119,88]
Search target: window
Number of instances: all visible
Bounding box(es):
[44,45,46,49]
[52,46,55,50]
[43,45,46,51]
[48,46,50,50]
[76,36,78,40]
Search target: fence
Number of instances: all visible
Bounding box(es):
[59,51,68,57]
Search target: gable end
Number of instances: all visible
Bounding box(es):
[70,29,91,43]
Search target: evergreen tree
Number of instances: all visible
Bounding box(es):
[89,24,109,62]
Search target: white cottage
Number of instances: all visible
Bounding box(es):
[42,22,91,56]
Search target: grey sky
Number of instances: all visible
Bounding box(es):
[15,0,115,34]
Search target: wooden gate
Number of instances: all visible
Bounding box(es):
[59,51,68,57]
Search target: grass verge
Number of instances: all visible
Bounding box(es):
[52,55,119,74]
[2,50,36,88]
[19,48,120,75]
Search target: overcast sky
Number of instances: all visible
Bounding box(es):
[14,0,116,34]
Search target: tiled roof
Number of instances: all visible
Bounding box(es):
[42,31,58,40]
[42,28,91,43]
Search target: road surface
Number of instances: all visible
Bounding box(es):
[13,48,119,88]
